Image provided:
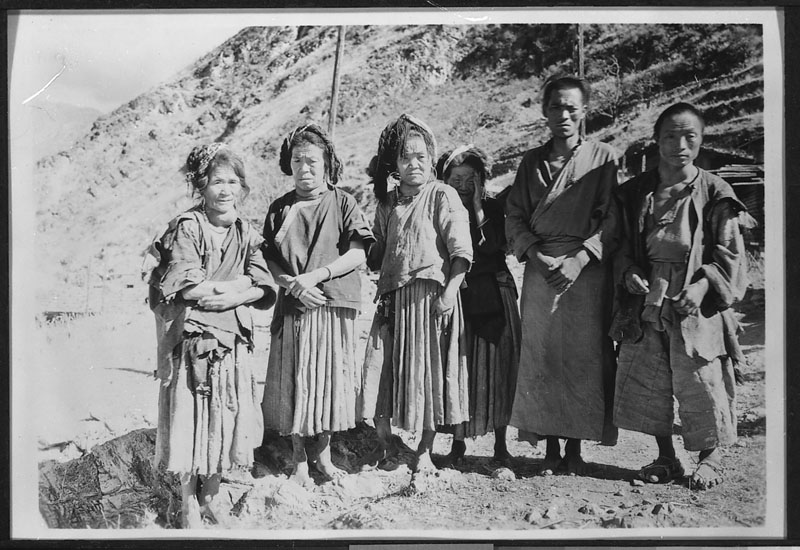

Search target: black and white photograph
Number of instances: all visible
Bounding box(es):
[8,7,785,541]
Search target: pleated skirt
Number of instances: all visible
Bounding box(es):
[361,278,470,433]
[262,305,359,437]
[155,340,262,476]
[463,280,521,438]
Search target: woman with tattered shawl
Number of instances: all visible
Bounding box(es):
[505,76,619,476]
[145,143,276,528]
[611,103,754,490]
[261,124,374,487]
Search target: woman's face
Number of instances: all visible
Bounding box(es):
[446,163,480,206]
[657,112,703,170]
[203,164,242,216]
[291,142,327,196]
[396,134,432,189]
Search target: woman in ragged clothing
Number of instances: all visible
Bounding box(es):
[436,145,521,469]
[146,143,277,528]
[361,114,473,475]
[261,124,374,487]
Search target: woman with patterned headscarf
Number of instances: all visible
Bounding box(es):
[145,142,277,528]
[361,114,473,475]
[261,124,374,487]
[436,145,521,469]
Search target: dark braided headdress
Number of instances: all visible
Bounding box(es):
[279,123,343,186]
[435,144,492,184]
[185,142,226,190]
[368,114,437,204]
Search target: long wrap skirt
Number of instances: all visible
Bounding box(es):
[361,278,470,433]
[262,305,360,437]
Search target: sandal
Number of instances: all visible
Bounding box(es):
[638,456,685,484]
[690,455,724,490]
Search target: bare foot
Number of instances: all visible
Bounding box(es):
[288,462,315,488]
[539,454,561,476]
[181,495,202,529]
[414,450,437,474]
[316,458,347,481]
[562,454,589,476]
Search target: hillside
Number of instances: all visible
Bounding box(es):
[32,23,763,308]
[27,99,103,160]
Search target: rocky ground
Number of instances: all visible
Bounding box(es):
[33,268,768,534]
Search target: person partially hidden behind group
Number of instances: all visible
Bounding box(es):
[436,145,521,469]
[146,143,277,528]
[361,114,473,475]
[611,102,754,490]
[505,76,619,476]
[261,124,375,487]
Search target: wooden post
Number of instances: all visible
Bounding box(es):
[577,24,586,139]
[328,26,346,139]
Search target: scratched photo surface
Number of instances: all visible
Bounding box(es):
[8,8,785,540]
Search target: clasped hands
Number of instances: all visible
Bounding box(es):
[624,265,708,316]
[285,269,329,309]
[532,249,590,294]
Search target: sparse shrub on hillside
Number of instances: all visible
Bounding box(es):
[454,24,575,79]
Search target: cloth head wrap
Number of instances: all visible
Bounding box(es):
[185,142,226,189]
[435,144,492,183]
[370,113,437,203]
[279,123,343,186]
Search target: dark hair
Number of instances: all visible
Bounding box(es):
[541,75,591,110]
[436,146,491,185]
[653,102,706,140]
[370,114,437,204]
[186,143,249,200]
[279,123,343,186]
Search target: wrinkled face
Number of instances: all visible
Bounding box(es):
[446,163,480,206]
[396,134,431,188]
[544,87,586,139]
[657,112,703,170]
[291,142,327,196]
[203,164,242,216]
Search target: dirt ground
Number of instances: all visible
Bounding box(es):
[32,263,769,534]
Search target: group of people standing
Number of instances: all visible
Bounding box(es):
[145,76,753,528]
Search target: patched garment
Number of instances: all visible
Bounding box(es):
[147,208,276,475]
[505,139,619,444]
[611,168,754,450]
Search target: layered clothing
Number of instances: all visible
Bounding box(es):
[459,197,521,437]
[505,139,619,444]
[361,181,473,432]
[611,167,753,450]
[146,207,276,475]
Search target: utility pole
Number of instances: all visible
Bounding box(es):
[328,26,346,139]
[577,23,586,139]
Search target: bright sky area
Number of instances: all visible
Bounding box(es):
[9,12,249,113]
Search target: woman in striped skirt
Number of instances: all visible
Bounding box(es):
[361,114,473,474]
[436,146,521,468]
[261,124,374,487]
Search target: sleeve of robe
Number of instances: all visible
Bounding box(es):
[504,151,541,261]
[245,228,278,310]
[159,219,206,302]
[581,151,619,263]
[366,202,388,271]
[695,197,751,312]
[434,185,473,266]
